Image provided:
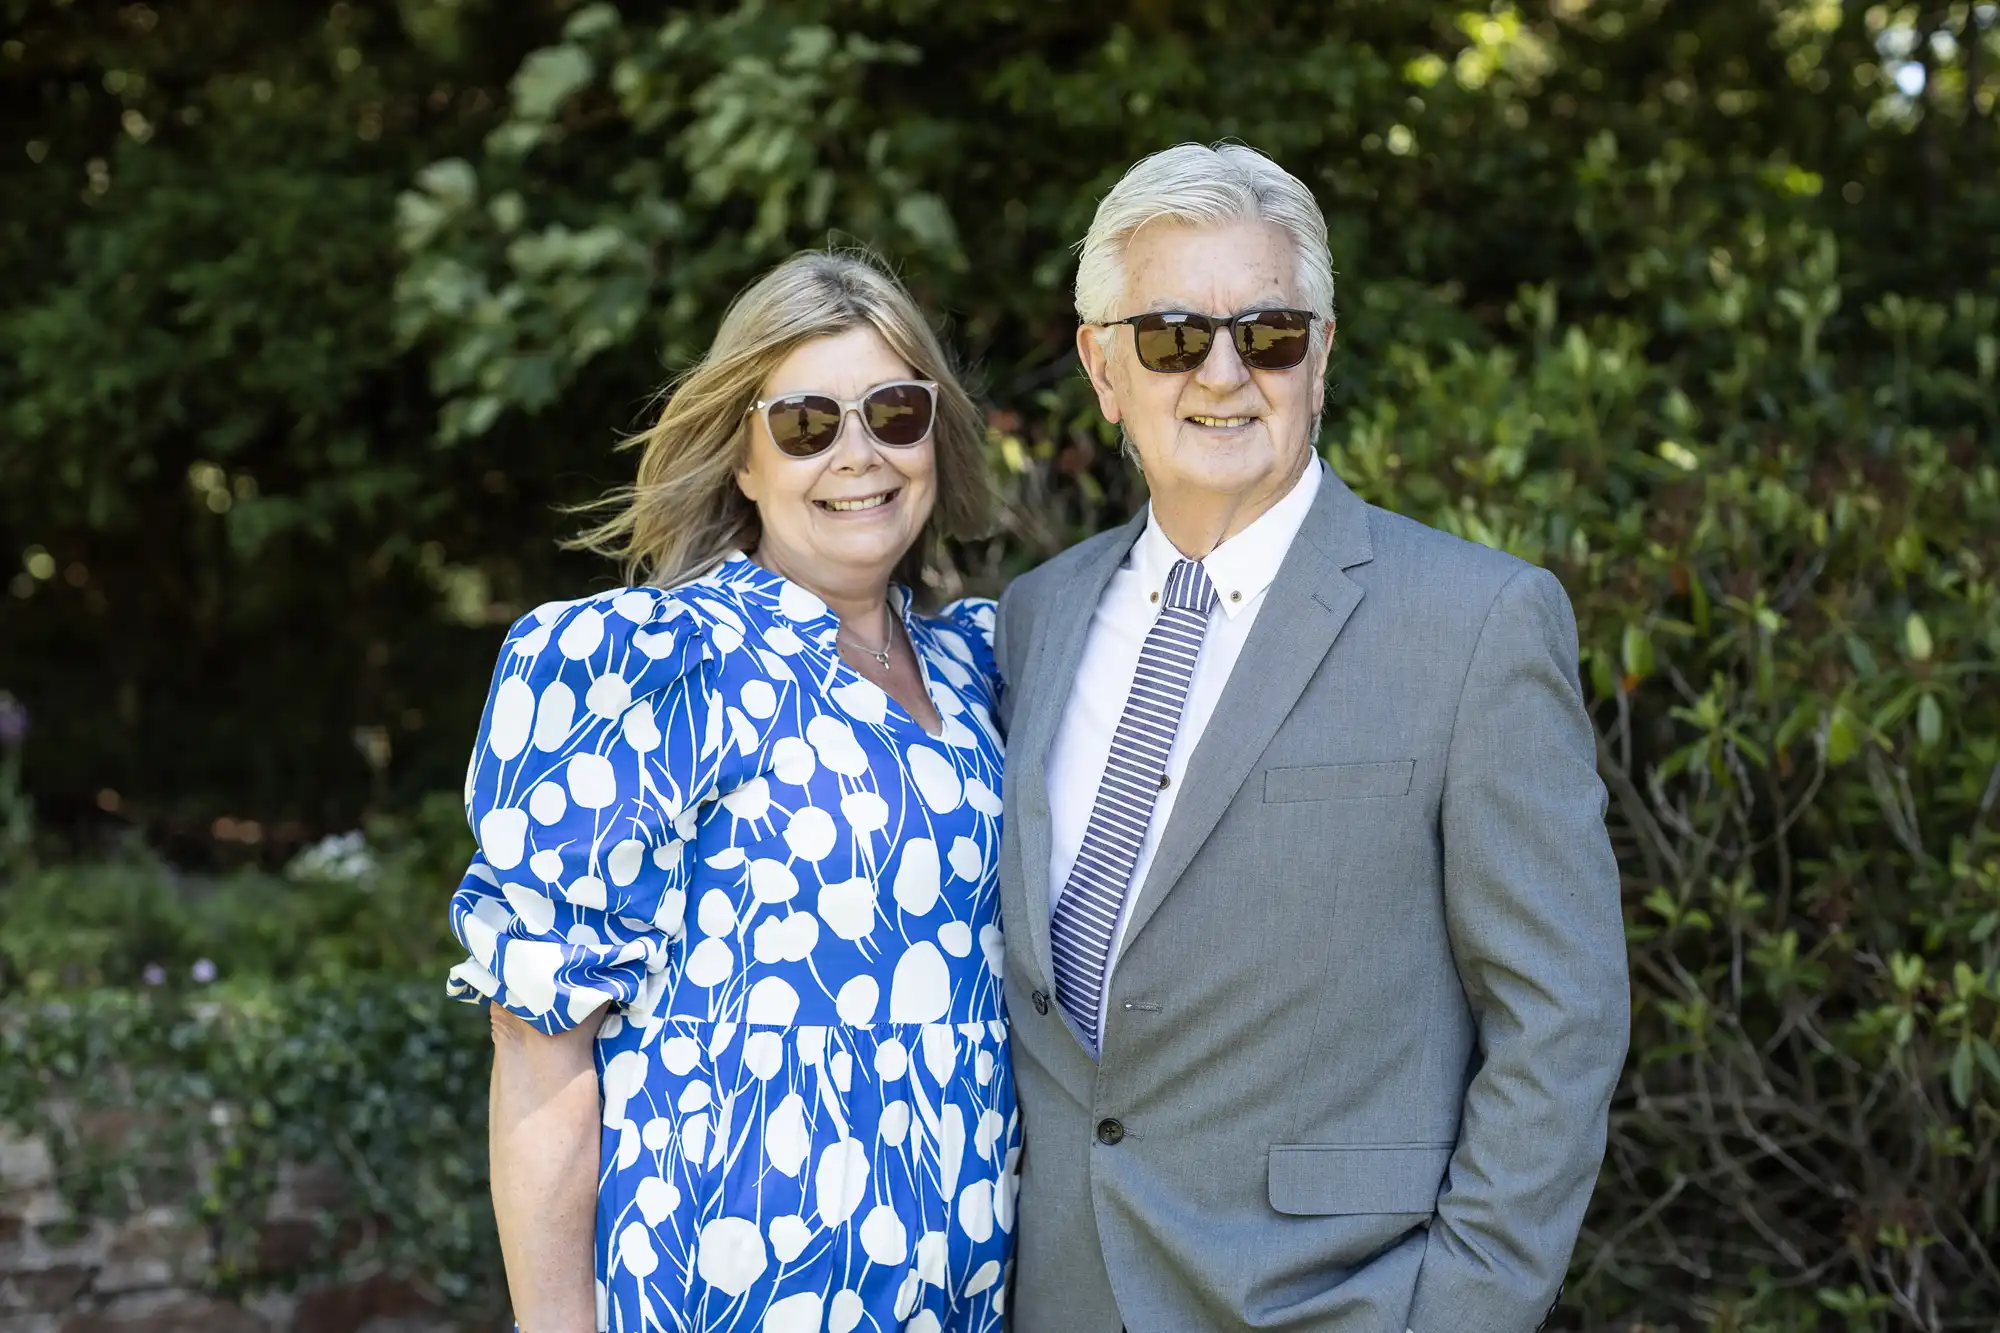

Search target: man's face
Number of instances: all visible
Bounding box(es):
[1078,220,1332,530]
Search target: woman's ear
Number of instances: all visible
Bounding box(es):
[733,418,763,503]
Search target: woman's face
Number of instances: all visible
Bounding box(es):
[736,325,938,600]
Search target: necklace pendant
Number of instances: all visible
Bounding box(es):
[869,648,891,669]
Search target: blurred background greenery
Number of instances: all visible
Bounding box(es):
[2,0,1998,1328]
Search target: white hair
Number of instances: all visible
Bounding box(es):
[1074,142,1336,346]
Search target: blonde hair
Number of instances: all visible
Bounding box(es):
[574,250,993,593]
[1075,142,1336,358]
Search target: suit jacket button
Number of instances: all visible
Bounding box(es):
[1031,989,1050,1015]
[1095,1118,1126,1146]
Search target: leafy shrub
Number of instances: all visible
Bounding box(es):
[0,981,500,1313]
[0,803,498,1314]
[1321,187,2000,1325]
[8,0,1996,825]
[0,797,472,996]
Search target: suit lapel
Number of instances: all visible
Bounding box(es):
[1010,510,1146,993]
[1116,465,1375,955]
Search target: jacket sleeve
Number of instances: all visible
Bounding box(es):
[1407,566,1630,1333]
[992,576,1032,734]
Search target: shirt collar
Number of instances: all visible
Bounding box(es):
[1132,459,1322,620]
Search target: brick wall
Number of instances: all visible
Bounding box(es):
[0,1128,476,1333]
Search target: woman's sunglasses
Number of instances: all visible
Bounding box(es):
[1105,308,1319,374]
[747,379,938,458]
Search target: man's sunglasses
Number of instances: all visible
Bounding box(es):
[746,380,938,458]
[1104,308,1320,374]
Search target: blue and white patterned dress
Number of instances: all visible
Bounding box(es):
[446,553,1017,1333]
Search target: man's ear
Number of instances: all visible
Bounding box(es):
[1310,316,1337,415]
[1075,324,1123,425]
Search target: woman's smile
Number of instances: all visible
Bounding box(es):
[815,488,902,514]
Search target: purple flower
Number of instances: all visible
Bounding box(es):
[191,958,218,984]
[142,963,167,987]
[0,692,27,747]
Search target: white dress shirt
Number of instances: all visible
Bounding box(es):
[1045,460,1322,1041]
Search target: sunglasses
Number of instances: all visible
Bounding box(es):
[747,379,938,458]
[1104,308,1319,374]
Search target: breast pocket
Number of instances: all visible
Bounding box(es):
[1267,1142,1454,1216]
[1262,760,1416,803]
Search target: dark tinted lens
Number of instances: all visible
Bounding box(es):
[1131,314,1215,373]
[1233,310,1313,369]
[766,395,843,456]
[862,383,935,446]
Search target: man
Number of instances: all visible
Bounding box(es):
[993,142,1629,1333]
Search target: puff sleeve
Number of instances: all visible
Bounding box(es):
[446,589,720,1033]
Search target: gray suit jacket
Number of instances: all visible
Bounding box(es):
[993,463,1629,1333]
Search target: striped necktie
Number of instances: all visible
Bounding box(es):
[1050,556,1218,1052]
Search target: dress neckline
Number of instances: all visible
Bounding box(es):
[716,551,946,741]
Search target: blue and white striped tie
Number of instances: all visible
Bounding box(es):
[1050,557,1217,1052]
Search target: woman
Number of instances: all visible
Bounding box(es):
[446,251,1015,1332]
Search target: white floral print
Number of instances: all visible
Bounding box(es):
[448,553,1016,1332]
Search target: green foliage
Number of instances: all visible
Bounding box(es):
[0,981,500,1313]
[0,796,471,995]
[0,805,496,1310]
[1324,161,2000,1323]
[4,0,2000,1327]
[1,0,564,825]
[8,0,1997,827]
